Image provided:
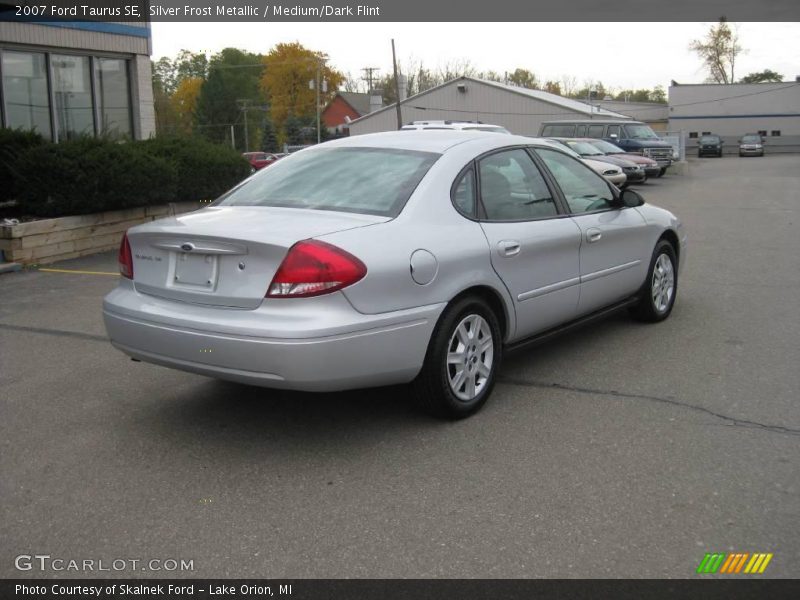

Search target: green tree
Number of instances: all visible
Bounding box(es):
[284,115,304,146]
[260,115,279,152]
[739,69,783,83]
[152,50,208,95]
[507,68,540,90]
[689,18,743,84]
[195,48,265,150]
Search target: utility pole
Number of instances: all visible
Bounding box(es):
[361,66,380,92]
[236,99,252,151]
[391,39,402,130]
[309,54,328,144]
[316,59,321,144]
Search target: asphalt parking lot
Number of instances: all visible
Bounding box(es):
[1,154,799,579]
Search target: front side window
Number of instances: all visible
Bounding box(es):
[535,148,615,214]
[52,54,94,139]
[607,124,621,138]
[217,147,440,217]
[2,50,52,139]
[94,58,131,139]
[478,148,557,221]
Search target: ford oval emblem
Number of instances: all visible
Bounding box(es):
[181,243,194,252]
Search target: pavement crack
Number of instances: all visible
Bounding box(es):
[498,376,800,437]
[0,323,107,343]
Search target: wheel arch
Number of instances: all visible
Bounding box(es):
[448,285,512,343]
[658,229,680,268]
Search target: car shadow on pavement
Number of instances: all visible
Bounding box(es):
[136,376,448,459]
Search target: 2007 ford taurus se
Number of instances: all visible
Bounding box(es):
[104,131,686,418]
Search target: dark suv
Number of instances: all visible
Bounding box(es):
[697,134,723,157]
[539,120,673,176]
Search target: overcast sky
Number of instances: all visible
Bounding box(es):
[151,22,800,91]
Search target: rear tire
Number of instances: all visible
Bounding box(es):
[412,296,502,419]
[630,240,678,323]
[657,167,666,177]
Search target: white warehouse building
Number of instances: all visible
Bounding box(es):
[669,81,800,154]
[348,76,632,137]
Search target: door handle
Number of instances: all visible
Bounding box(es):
[498,240,521,257]
[586,228,602,243]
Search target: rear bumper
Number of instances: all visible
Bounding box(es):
[103,281,444,392]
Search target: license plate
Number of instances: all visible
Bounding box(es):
[174,253,217,288]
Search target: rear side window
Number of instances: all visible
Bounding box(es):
[607,124,621,138]
[541,124,576,137]
[587,125,605,138]
[478,149,558,221]
[217,147,440,217]
[452,167,476,216]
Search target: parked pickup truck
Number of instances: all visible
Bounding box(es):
[539,119,674,177]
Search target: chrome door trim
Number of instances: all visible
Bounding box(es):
[580,260,641,284]
[517,277,581,302]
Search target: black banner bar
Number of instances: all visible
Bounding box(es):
[2,0,800,22]
[4,579,800,600]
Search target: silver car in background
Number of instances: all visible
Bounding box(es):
[104,131,686,419]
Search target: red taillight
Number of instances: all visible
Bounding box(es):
[118,232,133,279]
[267,240,366,298]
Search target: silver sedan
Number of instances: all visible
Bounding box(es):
[104,131,686,418]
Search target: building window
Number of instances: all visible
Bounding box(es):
[1,49,134,141]
[51,54,94,140]
[758,130,767,137]
[701,131,711,135]
[95,58,131,139]
[771,130,781,137]
[689,132,698,138]
[2,50,52,139]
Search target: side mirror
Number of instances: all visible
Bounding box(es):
[620,189,644,208]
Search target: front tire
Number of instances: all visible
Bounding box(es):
[412,296,502,419]
[657,167,666,177]
[630,240,678,323]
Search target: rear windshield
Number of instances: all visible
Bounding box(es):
[216,147,440,217]
[588,139,625,154]
[564,140,604,156]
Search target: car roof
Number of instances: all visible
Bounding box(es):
[541,119,641,125]
[319,130,555,154]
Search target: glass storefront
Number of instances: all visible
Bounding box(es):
[2,50,52,139]
[95,58,132,138]
[1,49,132,141]
[52,54,94,140]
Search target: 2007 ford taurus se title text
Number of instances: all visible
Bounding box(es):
[103,131,686,418]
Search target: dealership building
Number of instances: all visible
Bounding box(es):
[0,10,155,141]
[668,81,800,153]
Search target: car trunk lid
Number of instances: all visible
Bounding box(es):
[127,206,388,309]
